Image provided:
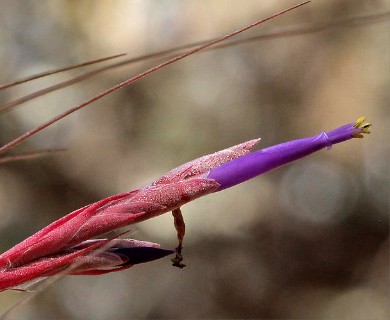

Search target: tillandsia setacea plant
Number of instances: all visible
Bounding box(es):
[0,2,316,293]
[0,116,371,291]
[0,3,385,317]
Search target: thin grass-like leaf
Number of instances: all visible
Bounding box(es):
[0,54,126,91]
[0,149,66,164]
[0,2,309,156]
[1,11,387,114]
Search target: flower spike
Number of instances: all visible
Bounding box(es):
[0,117,371,291]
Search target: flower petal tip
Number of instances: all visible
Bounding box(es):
[111,247,175,265]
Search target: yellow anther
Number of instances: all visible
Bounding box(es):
[353,117,366,128]
[361,123,372,134]
[352,117,371,138]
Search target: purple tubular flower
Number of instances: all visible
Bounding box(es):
[207,117,371,191]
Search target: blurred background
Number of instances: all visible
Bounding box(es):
[0,0,389,319]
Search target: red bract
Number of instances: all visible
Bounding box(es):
[0,140,259,290]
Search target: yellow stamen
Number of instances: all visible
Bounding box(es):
[352,117,372,138]
[353,117,366,128]
[361,123,372,134]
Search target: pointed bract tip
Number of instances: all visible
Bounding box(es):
[232,138,261,152]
